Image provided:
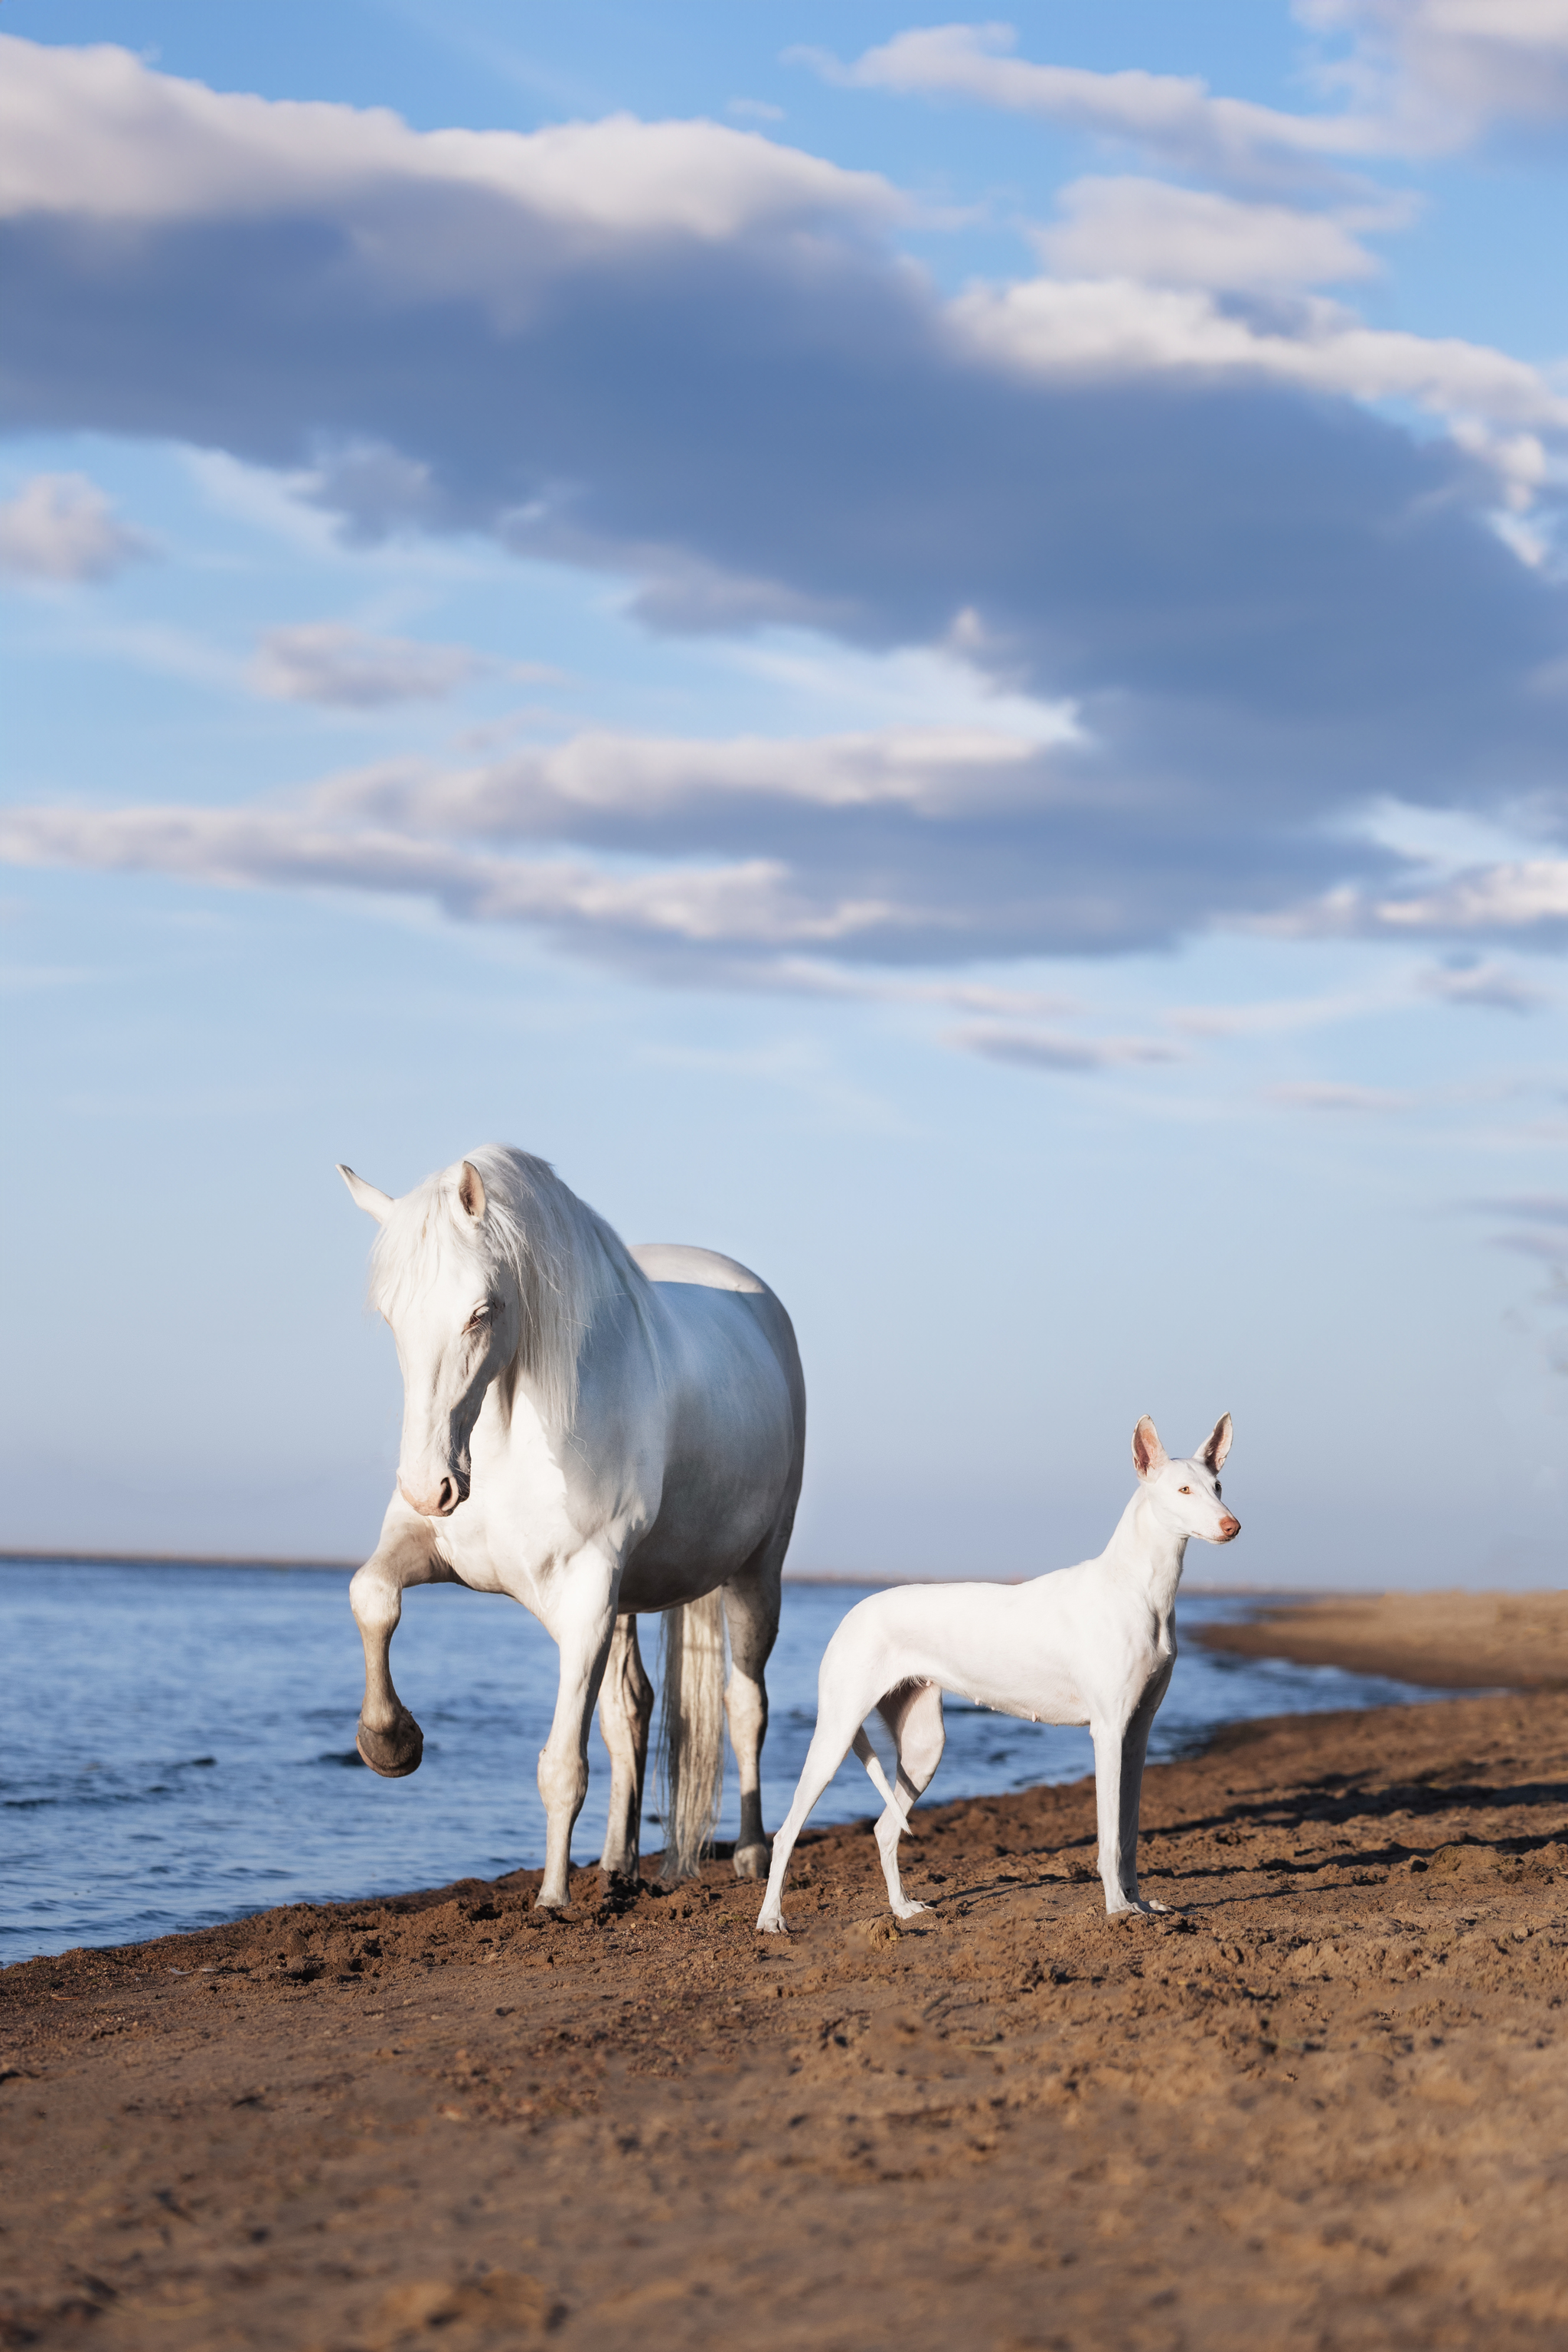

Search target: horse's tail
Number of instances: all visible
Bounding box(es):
[656,1588,727,1883]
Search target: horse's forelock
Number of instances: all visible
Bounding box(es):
[367,1170,479,1325]
[368,1146,648,1431]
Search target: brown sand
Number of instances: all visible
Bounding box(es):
[1197,1589,1568,1690]
[5,1682,1568,2351]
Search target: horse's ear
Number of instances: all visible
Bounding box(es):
[338,1164,394,1225]
[1132,1416,1167,1479]
[458,1160,487,1221]
[1200,1413,1233,1472]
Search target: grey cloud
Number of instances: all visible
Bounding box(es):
[1416,958,1552,1012]
[947,1021,1182,1072]
[1266,1080,1415,1111]
[1470,1194,1568,1227]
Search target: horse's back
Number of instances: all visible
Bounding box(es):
[630,1242,766,1294]
[632,1242,804,1413]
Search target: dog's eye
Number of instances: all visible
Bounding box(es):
[1178,1484,1191,1494]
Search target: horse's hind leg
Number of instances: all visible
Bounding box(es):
[723,1538,783,1880]
[873,1681,945,1919]
[597,1613,654,1880]
[350,1507,449,1777]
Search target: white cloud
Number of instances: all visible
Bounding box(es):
[318,722,1067,829]
[0,802,906,953]
[1374,861,1568,933]
[803,23,1383,185]
[1299,0,1568,142]
[746,957,1082,1018]
[1036,178,1387,292]
[0,34,897,296]
[251,622,484,707]
[1255,864,1568,943]
[812,13,1568,181]
[949,276,1568,453]
[0,472,148,583]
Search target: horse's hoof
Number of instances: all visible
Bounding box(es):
[534,1890,569,1913]
[355,1711,423,1778]
[733,1842,769,1880]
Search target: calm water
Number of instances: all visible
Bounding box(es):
[1,1562,1437,1962]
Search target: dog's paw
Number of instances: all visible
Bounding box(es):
[1112,1888,1168,1917]
[755,1911,790,1936]
[892,1899,931,1919]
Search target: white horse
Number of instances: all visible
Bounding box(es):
[338,1145,805,1907]
[756,1413,1238,1933]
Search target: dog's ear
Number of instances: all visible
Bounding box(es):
[1132,1416,1167,1479]
[1200,1413,1233,1472]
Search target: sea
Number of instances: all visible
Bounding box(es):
[1,1560,1439,1963]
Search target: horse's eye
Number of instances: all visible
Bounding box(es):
[1214,1483,1221,1498]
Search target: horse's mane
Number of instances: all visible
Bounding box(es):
[368,1145,653,1431]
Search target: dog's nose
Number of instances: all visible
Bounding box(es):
[1217,1513,1240,1541]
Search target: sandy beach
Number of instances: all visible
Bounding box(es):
[4,1602,1567,2351]
[1196,1589,1568,1690]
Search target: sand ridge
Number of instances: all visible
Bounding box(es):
[1197,1589,1568,1690]
[4,1684,1568,2350]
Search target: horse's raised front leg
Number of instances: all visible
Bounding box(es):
[597,1613,654,1880]
[350,1505,449,1778]
[536,1553,618,1910]
[723,1540,783,1880]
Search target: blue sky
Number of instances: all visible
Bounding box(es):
[2,2,1564,1585]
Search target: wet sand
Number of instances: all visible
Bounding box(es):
[1196,1589,1568,1690]
[5,1676,1568,2350]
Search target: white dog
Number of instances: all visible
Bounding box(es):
[756,1414,1239,1932]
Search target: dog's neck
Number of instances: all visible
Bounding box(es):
[1099,1487,1187,1612]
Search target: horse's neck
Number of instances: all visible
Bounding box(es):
[1099,1490,1187,1612]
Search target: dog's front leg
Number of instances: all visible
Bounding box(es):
[1093,1720,1152,1919]
[1116,1702,1168,1913]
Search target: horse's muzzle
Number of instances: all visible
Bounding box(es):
[399,1472,470,1518]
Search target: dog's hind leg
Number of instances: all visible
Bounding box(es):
[852,1727,897,1810]
[871,1681,945,1920]
[755,1695,867,1935]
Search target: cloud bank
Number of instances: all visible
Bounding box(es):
[2,31,1566,996]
